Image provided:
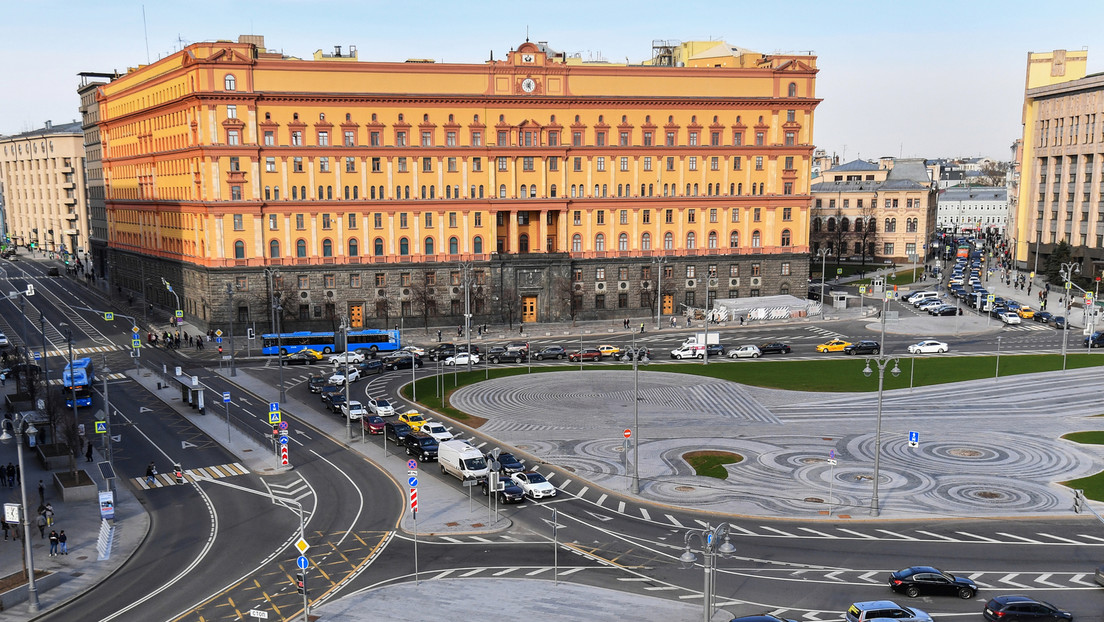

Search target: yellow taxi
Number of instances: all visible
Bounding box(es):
[597,344,621,358]
[815,339,852,353]
[298,348,325,361]
[1017,306,1035,319]
[398,411,427,431]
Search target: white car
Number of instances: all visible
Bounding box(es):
[511,471,557,499]
[727,345,762,359]
[908,340,948,354]
[329,351,365,365]
[1000,312,1022,325]
[328,368,361,385]
[421,422,454,443]
[341,400,368,420]
[0,332,8,347]
[916,299,944,311]
[368,397,395,417]
[444,353,480,366]
[402,345,426,357]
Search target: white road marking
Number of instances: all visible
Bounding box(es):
[595,493,607,506]
[998,573,1030,588]
[617,501,626,513]
[996,532,1044,544]
[1036,532,1081,544]
[1070,573,1094,586]
[836,528,876,539]
[493,567,519,576]
[876,529,916,540]
[666,514,685,527]
[576,485,589,497]
[639,507,650,520]
[559,567,585,576]
[1078,534,1104,543]
[798,527,835,538]
[760,526,798,537]
[915,530,957,541]
[526,567,551,576]
[954,531,1000,543]
[460,568,483,577]
[1035,573,1063,588]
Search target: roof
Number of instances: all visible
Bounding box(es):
[885,159,931,184]
[1,121,82,141]
[810,180,880,192]
[938,187,1007,201]
[829,159,880,172]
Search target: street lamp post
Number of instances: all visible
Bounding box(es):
[225,283,237,377]
[816,248,832,308]
[679,523,737,622]
[1059,261,1081,370]
[160,277,181,323]
[266,268,285,403]
[861,292,901,517]
[0,414,41,613]
[653,255,667,330]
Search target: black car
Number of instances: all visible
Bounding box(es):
[844,340,880,355]
[1051,315,1070,330]
[481,474,525,503]
[383,353,424,370]
[486,347,526,364]
[933,305,959,316]
[402,432,439,462]
[486,451,525,474]
[427,343,456,361]
[888,566,976,599]
[1033,311,1053,323]
[307,375,327,393]
[982,596,1070,622]
[384,422,413,446]
[533,345,566,360]
[1085,332,1104,348]
[457,344,482,356]
[280,351,318,366]
[704,343,725,357]
[319,384,341,402]
[357,359,385,375]
[326,393,347,414]
[758,342,792,355]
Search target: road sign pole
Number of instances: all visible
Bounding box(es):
[225,397,231,444]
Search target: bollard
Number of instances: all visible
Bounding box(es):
[156,382,162,390]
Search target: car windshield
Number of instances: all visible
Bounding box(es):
[526,473,547,483]
[368,416,383,424]
[464,457,487,470]
[427,424,445,432]
[377,399,391,408]
[407,414,425,422]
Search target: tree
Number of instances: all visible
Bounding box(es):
[1044,240,1073,287]
[551,276,578,324]
[498,284,519,329]
[409,272,435,331]
[855,200,878,278]
[973,163,1007,187]
[47,387,82,479]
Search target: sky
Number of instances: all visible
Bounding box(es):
[5,0,1104,162]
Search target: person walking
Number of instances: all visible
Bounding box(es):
[640,322,645,334]
[37,512,47,539]
[58,530,67,555]
[38,479,45,506]
[48,530,58,556]
[1,518,8,540]
[44,503,54,526]
[86,443,94,462]
[145,462,157,485]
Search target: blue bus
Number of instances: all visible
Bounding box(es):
[63,357,94,408]
[261,329,400,356]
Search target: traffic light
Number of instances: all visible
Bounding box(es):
[1074,489,1085,514]
[295,572,305,594]
[218,345,223,354]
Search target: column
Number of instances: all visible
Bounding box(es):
[539,209,548,253]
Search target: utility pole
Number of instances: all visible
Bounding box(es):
[226,283,237,376]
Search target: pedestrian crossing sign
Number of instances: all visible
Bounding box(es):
[95,421,107,434]
[132,339,142,349]
[104,312,114,321]
[269,411,281,425]
[175,310,183,318]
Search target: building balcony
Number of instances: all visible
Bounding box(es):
[62,182,76,190]
[63,197,77,206]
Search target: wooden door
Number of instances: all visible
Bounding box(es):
[662,294,674,315]
[522,296,538,322]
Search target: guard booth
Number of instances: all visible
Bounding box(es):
[871,276,886,294]
[174,370,205,415]
[831,291,849,309]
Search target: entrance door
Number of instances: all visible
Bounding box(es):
[349,303,364,328]
[521,296,538,323]
[661,294,674,315]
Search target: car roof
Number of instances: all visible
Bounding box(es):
[901,565,941,574]
[851,601,903,610]
[990,595,1035,605]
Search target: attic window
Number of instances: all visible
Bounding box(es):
[293,112,299,121]
[424,113,429,122]
[448,114,454,122]
[499,114,505,122]
[345,113,351,121]
[691,115,697,123]
[371,113,377,121]
[224,75,236,91]
[574,115,580,123]
[398,114,404,121]
[550,114,555,122]
[622,115,627,123]
[319,113,325,121]
[598,115,604,123]
[264,112,271,120]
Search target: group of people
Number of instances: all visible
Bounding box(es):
[1,461,20,488]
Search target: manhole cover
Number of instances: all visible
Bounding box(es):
[975,491,1003,499]
[949,448,983,458]
[614,446,625,453]
[674,485,695,492]
[804,497,824,504]
[515,444,533,450]
[801,457,825,464]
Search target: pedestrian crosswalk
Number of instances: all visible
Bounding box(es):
[132,462,249,489]
[47,372,127,385]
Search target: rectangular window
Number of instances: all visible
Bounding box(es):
[264,130,274,146]
[666,157,675,171]
[318,131,329,146]
[319,157,330,173]
[884,243,895,255]
[596,132,606,147]
[731,209,739,223]
[296,214,305,229]
[523,156,534,171]
[595,294,605,309]
[230,185,242,200]
[573,211,582,226]
[641,266,652,280]
[783,182,793,195]
[684,292,695,307]
[344,130,355,146]
[666,131,676,146]
[371,157,381,173]
[665,209,673,224]
[548,131,558,146]
[266,157,276,173]
[226,105,237,119]
[751,263,761,277]
[293,157,303,172]
[689,131,698,146]
[730,264,739,277]
[708,264,717,278]
[322,214,332,229]
[620,156,629,172]
[448,212,457,228]
[619,209,628,225]
[596,156,605,172]
[422,157,433,173]
[472,157,482,172]
[689,156,698,171]
[232,214,243,230]
[227,130,240,145]
[396,131,406,146]
[350,273,361,288]
[755,131,764,146]
[573,157,582,172]
[618,293,628,309]
[596,210,605,225]
[573,269,583,282]
[784,156,794,170]
[424,213,433,228]
[370,131,380,146]
[783,207,792,221]
[447,157,457,172]
[446,131,457,146]
[643,156,652,171]
[548,156,559,171]
[346,157,356,173]
[497,157,508,171]
[733,132,743,146]
[619,131,630,146]
[643,131,653,146]
[269,214,278,230]
[397,157,408,173]
[471,131,482,146]
[298,275,310,289]
[755,157,763,170]
[348,213,357,229]
[375,273,386,287]
[400,273,412,287]
[596,267,606,280]
[642,210,651,224]
[291,130,302,145]
[785,132,795,146]
[474,212,482,226]
[421,131,432,147]
[687,209,696,223]
[711,156,719,171]
[781,262,791,276]
[498,130,509,146]
[324,274,336,288]
[573,131,582,146]
[709,208,718,223]
[733,157,742,171]
[425,272,437,286]
[753,208,761,222]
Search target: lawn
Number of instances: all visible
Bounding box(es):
[1062,431,1104,502]
[683,450,743,479]
[851,268,922,287]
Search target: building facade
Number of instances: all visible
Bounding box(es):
[1012,48,1104,274]
[936,187,1008,234]
[810,158,938,263]
[78,72,118,284]
[96,36,818,331]
[0,121,91,258]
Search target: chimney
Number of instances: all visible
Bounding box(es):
[44,120,52,130]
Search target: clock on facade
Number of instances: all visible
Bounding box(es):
[521,78,536,93]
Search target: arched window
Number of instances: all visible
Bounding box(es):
[265,186,271,201]
[520,186,528,199]
[421,185,427,199]
[685,183,691,196]
[322,239,333,257]
[693,183,699,196]
[499,184,507,198]
[529,184,536,196]
[781,229,792,246]
[318,185,324,199]
[812,217,822,232]
[424,237,434,255]
[751,230,761,247]
[595,233,605,251]
[906,218,918,233]
[788,82,797,97]
[708,231,718,249]
[269,239,280,258]
[572,233,582,252]
[840,217,850,232]
[224,74,236,91]
[344,186,350,200]
[869,217,877,232]
[550,184,557,198]
[664,232,674,250]
[326,186,333,199]
[737,183,743,195]
[399,238,409,255]
[618,232,629,251]
[827,218,836,232]
[374,238,384,256]
[292,186,298,200]
[570,185,577,198]
[429,186,435,199]
[686,232,696,249]
[234,240,245,259]
[855,218,863,232]
[729,231,740,248]
[642,232,652,250]
[348,238,359,256]
[519,234,529,253]
[594,184,600,196]
[473,236,483,254]
[296,239,307,257]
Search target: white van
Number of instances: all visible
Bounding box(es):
[670,344,705,359]
[908,291,939,306]
[438,440,489,482]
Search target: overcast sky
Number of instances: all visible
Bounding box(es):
[5,0,1104,162]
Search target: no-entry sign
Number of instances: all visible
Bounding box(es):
[624,429,632,439]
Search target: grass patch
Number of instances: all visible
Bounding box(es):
[1062,431,1104,444]
[851,268,922,287]
[1063,472,1104,502]
[684,450,743,479]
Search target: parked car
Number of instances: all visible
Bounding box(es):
[328,368,362,385]
[328,351,366,365]
[597,344,621,357]
[384,422,413,446]
[844,341,881,355]
[1017,306,1035,319]
[932,305,959,316]
[888,566,976,599]
[758,342,792,355]
[319,385,341,403]
[568,348,603,362]
[307,375,328,393]
[533,345,567,360]
[704,343,725,357]
[486,451,525,474]
[368,397,396,417]
[1085,331,1104,348]
[383,352,423,370]
[340,400,368,420]
[481,474,525,504]
[420,421,454,443]
[402,432,439,462]
[816,339,852,353]
[326,393,347,414]
[845,601,932,622]
[982,595,1070,622]
[511,471,557,499]
[361,415,386,435]
[727,345,762,359]
[506,342,530,354]
[487,347,527,364]
[1051,315,1071,330]
[444,352,481,366]
[427,343,456,361]
[402,345,426,357]
[908,340,948,354]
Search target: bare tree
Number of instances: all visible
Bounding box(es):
[499,284,519,329]
[46,387,82,478]
[409,272,435,332]
[973,163,1007,187]
[855,200,878,278]
[551,276,578,324]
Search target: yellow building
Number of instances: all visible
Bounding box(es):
[1012,48,1104,273]
[96,36,819,329]
[0,121,91,259]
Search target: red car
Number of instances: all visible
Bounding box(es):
[568,348,603,362]
[361,415,385,435]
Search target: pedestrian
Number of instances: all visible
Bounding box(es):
[86,443,94,462]
[686,316,691,328]
[48,529,58,556]
[477,326,482,337]
[44,503,53,526]
[58,530,67,555]
[436,329,442,342]
[37,513,46,539]
[145,462,157,485]
[519,323,524,335]
[740,316,745,326]
[1,518,8,540]
[38,479,44,505]
[640,322,645,334]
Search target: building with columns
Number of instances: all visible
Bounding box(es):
[94,36,818,331]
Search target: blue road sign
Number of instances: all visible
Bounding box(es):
[297,555,309,569]
[33,352,41,361]
[909,431,918,443]
[216,337,223,344]
[408,476,418,487]
[95,421,108,433]
[269,412,281,425]
[222,392,231,403]
[132,339,142,348]
[279,436,289,445]
[269,402,280,412]
[407,459,417,470]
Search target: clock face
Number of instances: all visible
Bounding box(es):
[521,78,536,93]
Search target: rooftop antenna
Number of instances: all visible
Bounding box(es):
[526,25,530,43]
[142,5,150,64]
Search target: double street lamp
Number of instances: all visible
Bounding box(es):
[816,247,832,306]
[678,522,737,622]
[861,291,901,517]
[1058,261,1081,370]
[0,414,41,613]
[265,268,285,403]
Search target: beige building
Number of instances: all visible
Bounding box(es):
[810,157,938,264]
[0,121,91,258]
[1012,49,1104,274]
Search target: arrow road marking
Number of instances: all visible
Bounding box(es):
[999,573,1030,588]
[1070,574,1094,586]
[967,573,993,588]
[140,407,152,413]
[665,514,685,527]
[1035,573,1063,588]
[181,440,197,449]
[858,571,881,583]
[582,510,614,522]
